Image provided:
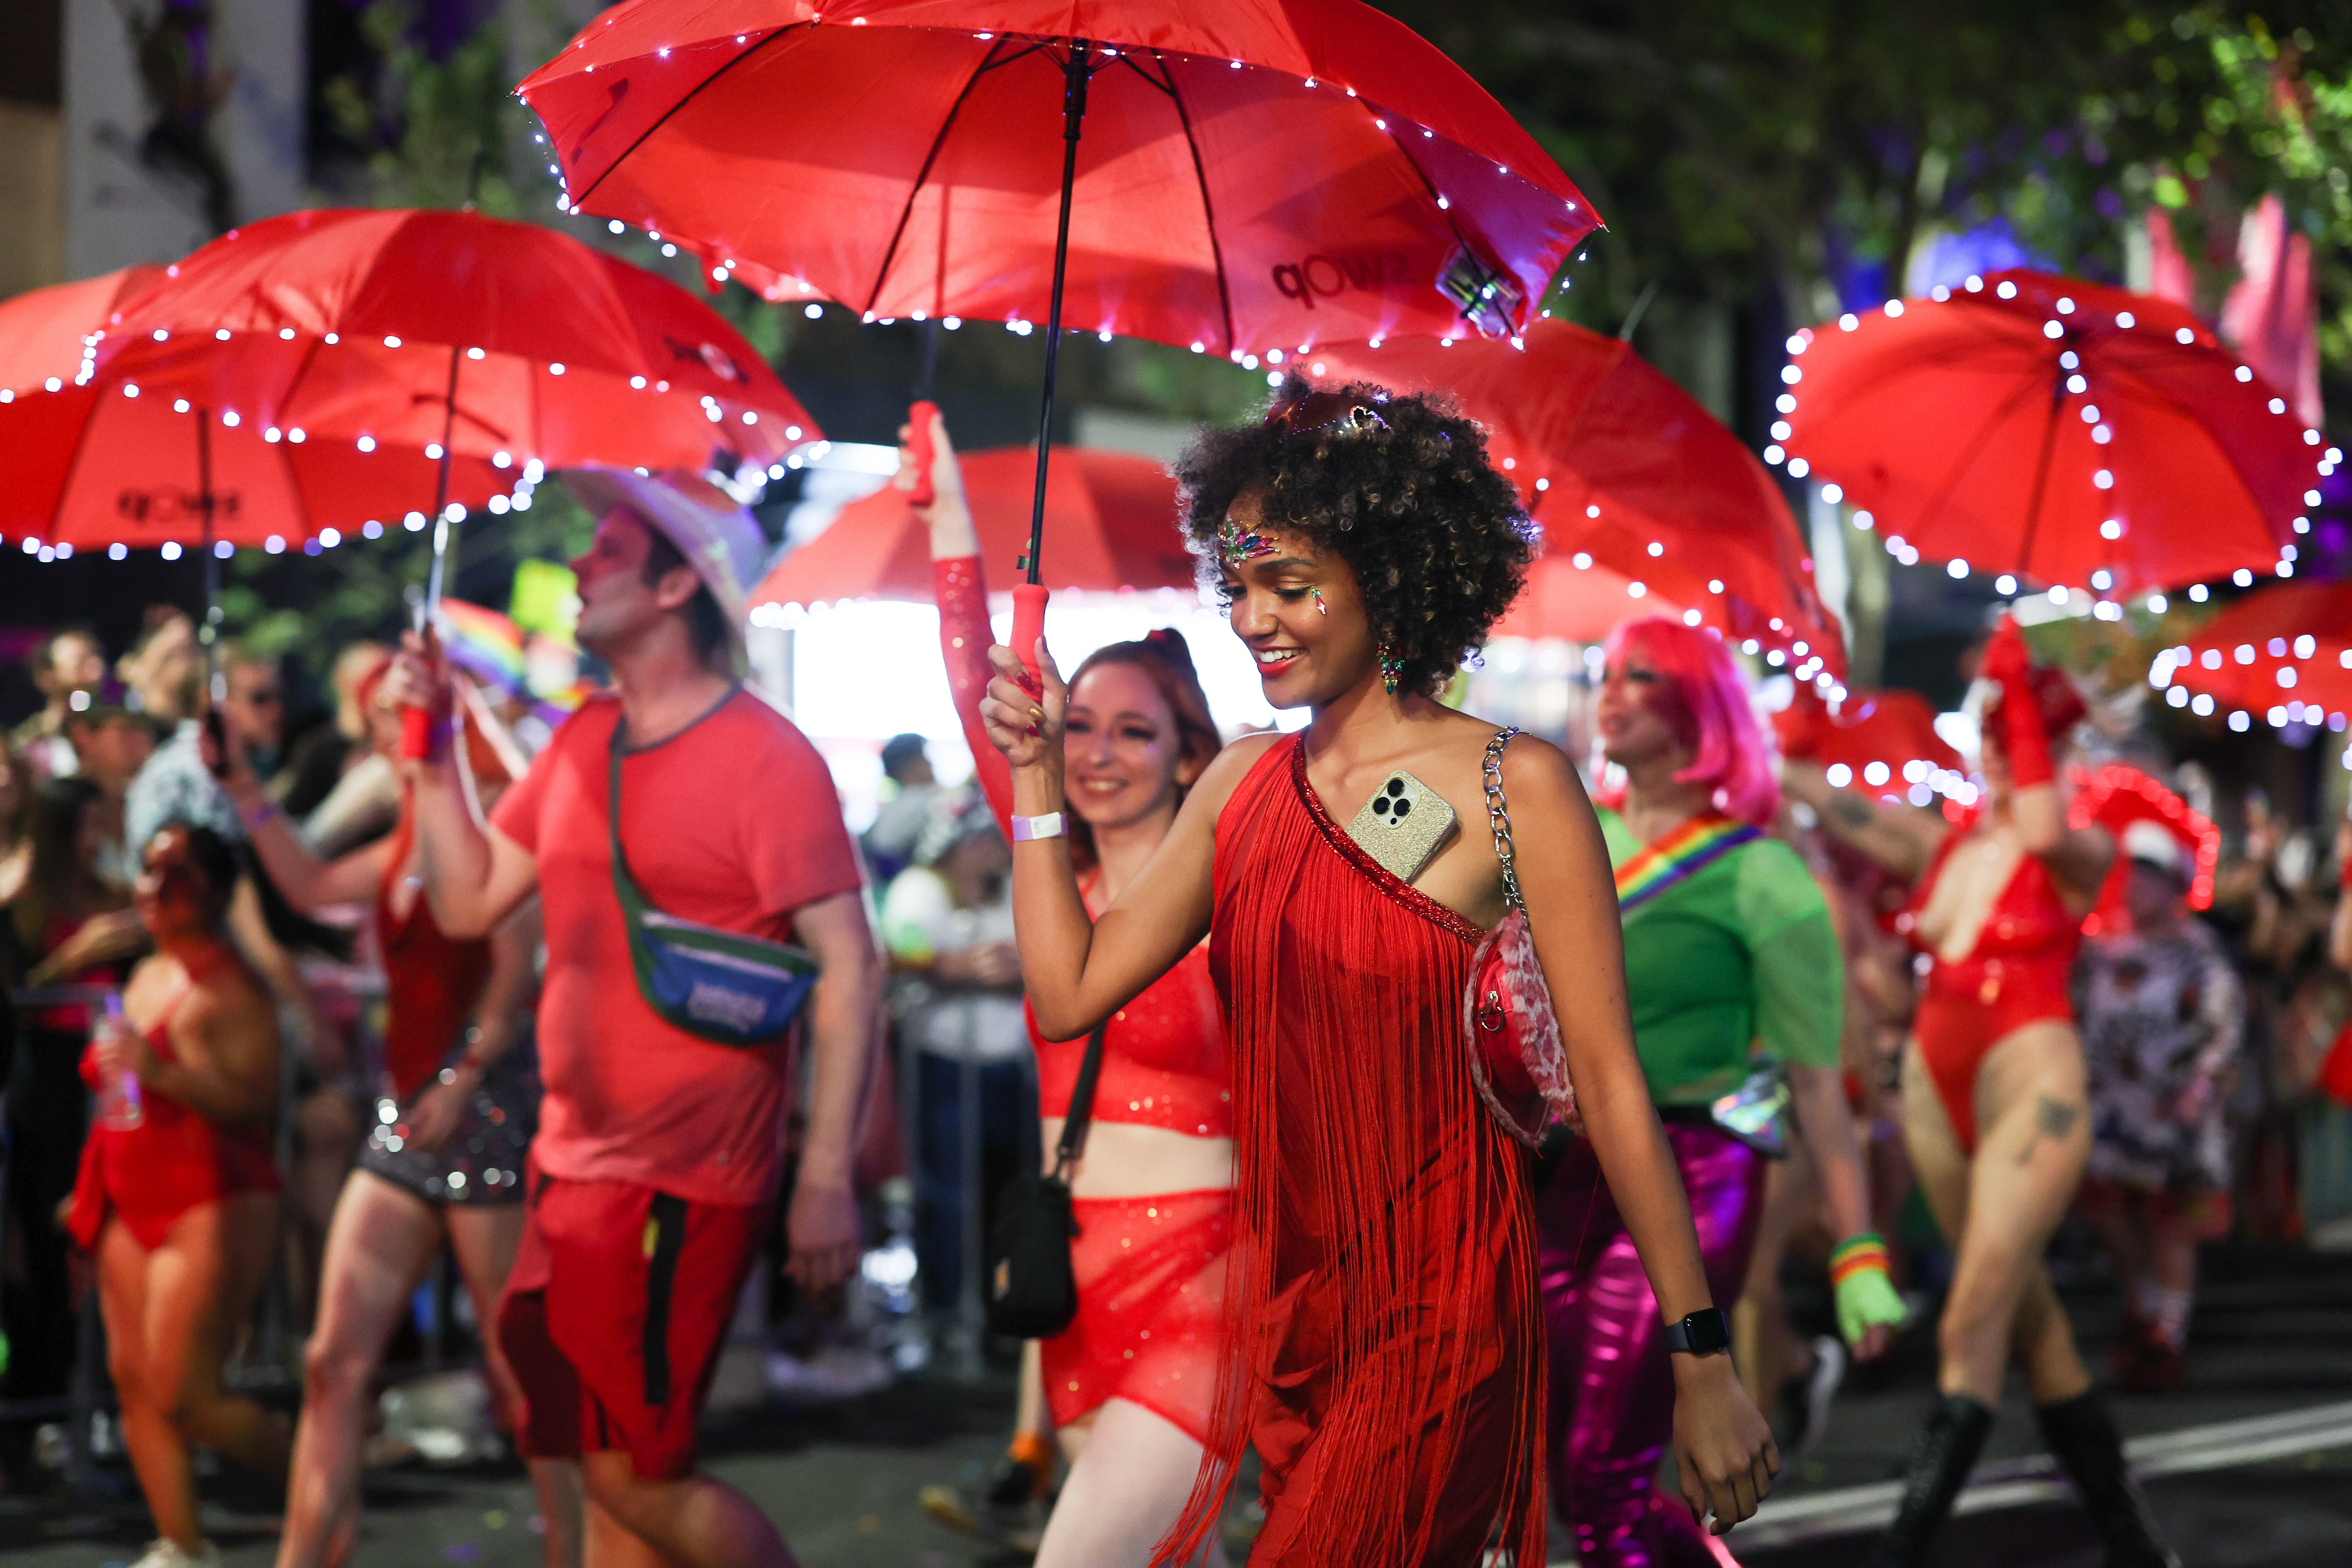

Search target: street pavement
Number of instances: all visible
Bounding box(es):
[0,1244,2345,1566]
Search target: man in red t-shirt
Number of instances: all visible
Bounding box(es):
[388,467,879,1568]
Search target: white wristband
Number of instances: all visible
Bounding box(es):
[1011,812,1067,842]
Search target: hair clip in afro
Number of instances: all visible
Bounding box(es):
[1265,388,1392,440]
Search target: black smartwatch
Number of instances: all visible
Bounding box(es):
[1662,1308,1733,1356]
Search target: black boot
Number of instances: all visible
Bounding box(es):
[2035,1391,2180,1568]
[1869,1392,1996,1568]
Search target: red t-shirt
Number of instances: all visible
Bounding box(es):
[492,689,864,1205]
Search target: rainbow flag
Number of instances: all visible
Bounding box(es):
[435,599,529,697]
[1614,813,1759,913]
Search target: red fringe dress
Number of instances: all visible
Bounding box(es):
[934,557,1233,1445]
[1167,735,1546,1568]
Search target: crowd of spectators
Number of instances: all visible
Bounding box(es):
[0,610,2347,1506]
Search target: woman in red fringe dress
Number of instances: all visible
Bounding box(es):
[974,380,1777,1567]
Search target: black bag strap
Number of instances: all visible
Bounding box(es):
[1049,1024,1111,1179]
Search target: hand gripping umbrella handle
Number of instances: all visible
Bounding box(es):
[907,400,940,507]
[399,627,442,762]
[1010,583,1049,688]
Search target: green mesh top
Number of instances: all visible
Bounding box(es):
[1598,808,1845,1105]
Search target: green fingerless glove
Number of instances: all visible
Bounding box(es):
[1830,1233,1906,1347]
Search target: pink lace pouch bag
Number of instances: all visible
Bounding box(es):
[1464,728,1582,1147]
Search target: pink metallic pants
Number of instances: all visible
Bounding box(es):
[1538,1121,1766,1568]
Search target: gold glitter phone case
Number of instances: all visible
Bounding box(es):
[1344,772,1459,886]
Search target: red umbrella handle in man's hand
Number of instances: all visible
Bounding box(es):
[397,630,452,762]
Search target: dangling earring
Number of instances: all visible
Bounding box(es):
[1310,587,1328,616]
[1377,642,1403,696]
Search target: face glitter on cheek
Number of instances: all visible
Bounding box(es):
[1312,587,1327,615]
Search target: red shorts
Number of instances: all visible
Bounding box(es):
[497,1158,770,1479]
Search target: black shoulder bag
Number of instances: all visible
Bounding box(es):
[984,1024,1109,1339]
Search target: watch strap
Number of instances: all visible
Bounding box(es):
[1663,1307,1733,1356]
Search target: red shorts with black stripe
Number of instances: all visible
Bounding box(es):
[497,1156,770,1479]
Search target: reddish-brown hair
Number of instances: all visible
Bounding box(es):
[1062,628,1220,872]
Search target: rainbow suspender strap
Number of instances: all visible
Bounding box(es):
[1614,813,1760,912]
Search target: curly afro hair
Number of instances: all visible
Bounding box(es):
[1174,374,1534,699]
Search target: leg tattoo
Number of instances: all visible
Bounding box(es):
[2017,1095,2081,1167]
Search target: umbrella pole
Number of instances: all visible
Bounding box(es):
[197,407,222,702]
[401,344,465,760]
[2014,376,2066,588]
[1009,38,1093,678]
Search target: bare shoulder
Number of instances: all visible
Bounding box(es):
[1188,729,1287,816]
[185,960,278,1039]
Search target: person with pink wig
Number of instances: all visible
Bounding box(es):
[1542,615,1906,1566]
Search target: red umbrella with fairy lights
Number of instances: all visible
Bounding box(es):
[1308,320,1840,672]
[0,268,515,560]
[1781,269,2323,606]
[80,207,821,742]
[1774,685,1962,802]
[2148,579,2352,731]
[519,0,1598,669]
[751,445,1189,609]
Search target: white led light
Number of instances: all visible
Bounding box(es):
[1884,299,1904,317]
[1947,559,1968,579]
[2117,311,2135,327]
[1996,281,2018,298]
[1996,575,2017,595]
[2175,327,2194,344]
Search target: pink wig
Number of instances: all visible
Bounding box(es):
[1601,616,1780,826]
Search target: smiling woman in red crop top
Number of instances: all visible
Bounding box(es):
[1784,618,2173,1568]
[69,822,292,1566]
[904,412,1235,1568]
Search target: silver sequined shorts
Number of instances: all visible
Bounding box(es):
[359,1036,539,1206]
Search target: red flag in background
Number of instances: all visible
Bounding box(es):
[2144,195,2322,428]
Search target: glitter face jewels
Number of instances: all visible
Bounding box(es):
[1378,642,1403,695]
[1218,514,1278,570]
[1311,587,1327,616]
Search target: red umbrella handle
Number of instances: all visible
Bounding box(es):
[907,399,940,506]
[1010,583,1049,689]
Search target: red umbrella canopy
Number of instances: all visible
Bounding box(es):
[0,270,514,553]
[2068,763,2219,935]
[753,445,1188,606]
[1308,321,1840,672]
[2150,581,2352,730]
[0,266,160,392]
[1774,685,1961,800]
[518,0,1597,357]
[1782,269,2323,602]
[91,208,819,471]
[1489,552,1693,645]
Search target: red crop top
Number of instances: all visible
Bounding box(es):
[935,554,1234,1141]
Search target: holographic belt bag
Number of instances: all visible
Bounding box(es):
[608,720,819,1046]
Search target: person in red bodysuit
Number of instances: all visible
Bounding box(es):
[229,670,573,1568]
[978,381,1776,1567]
[68,823,290,1568]
[903,413,1234,1568]
[1782,617,2174,1568]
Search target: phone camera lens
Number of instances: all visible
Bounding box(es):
[1393,798,1413,818]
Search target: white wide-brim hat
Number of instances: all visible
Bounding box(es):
[564,465,765,649]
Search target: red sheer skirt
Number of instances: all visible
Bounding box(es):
[1043,1188,1232,1444]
